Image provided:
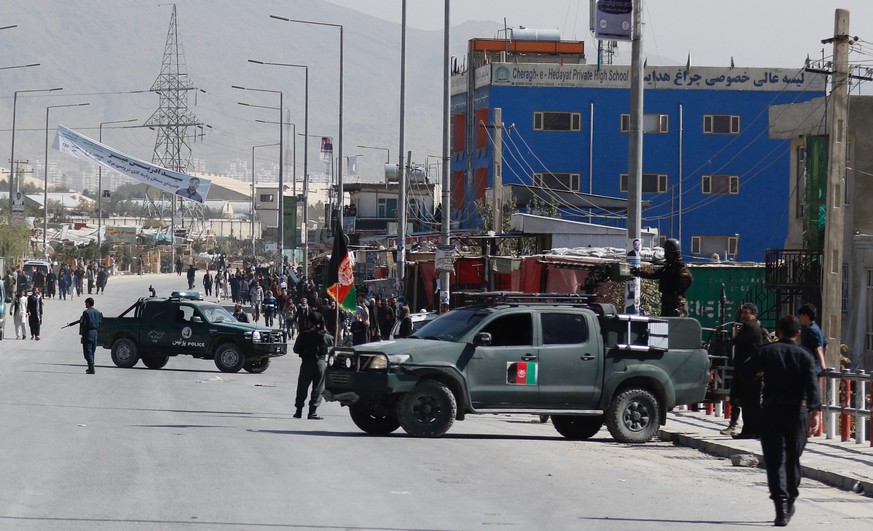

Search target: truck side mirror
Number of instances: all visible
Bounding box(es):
[190,316,203,324]
[474,332,492,347]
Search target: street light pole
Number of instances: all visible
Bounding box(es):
[232,85,284,272]
[97,118,137,262]
[44,102,89,258]
[358,145,391,181]
[9,87,62,212]
[247,60,310,277]
[270,15,343,219]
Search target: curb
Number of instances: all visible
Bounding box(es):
[659,428,873,498]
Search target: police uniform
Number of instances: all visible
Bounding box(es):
[731,318,765,438]
[739,338,820,523]
[292,321,334,419]
[638,258,693,317]
[79,305,103,373]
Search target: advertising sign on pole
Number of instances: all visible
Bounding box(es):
[594,0,634,42]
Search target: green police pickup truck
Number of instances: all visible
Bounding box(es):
[324,296,711,443]
[97,292,286,373]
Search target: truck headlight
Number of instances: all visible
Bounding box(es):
[388,354,411,364]
[251,330,261,342]
[366,354,389,370]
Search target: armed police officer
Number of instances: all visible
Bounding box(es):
[79,297,103,374]
[633,238,694,317]
[293,311,334,420]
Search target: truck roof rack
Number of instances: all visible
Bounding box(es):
[460,292,595,305]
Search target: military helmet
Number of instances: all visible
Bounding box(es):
[663,238,681,255]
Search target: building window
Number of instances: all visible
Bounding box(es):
[703,114,740,134]
[620,173,668,194]
[701,175,739,194]
[691,235,738,258]
[475,108,490,149]
[534,111,581,131]
[533,172,581,191]
[842,263,849,314]
[620,113,669,133]
[452,113,465,153]
[378,198,397,218]
[867,269,873,351]
[259,194,274,203]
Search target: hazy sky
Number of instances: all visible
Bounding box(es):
[327,0,873,72]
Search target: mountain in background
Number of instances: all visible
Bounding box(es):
[1,0,502,184]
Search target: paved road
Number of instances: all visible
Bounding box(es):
[1,274,872,530]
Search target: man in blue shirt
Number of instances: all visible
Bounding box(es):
[798,304,827,376]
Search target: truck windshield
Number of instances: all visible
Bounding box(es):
[200,304,237,324]
[412,309,485,342]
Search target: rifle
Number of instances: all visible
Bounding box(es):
[62,319,80,330]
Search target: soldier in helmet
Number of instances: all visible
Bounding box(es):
[634,238,694,317]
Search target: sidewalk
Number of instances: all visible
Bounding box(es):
[659,410,873,498]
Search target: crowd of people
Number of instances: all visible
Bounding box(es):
[195,258,428,348]
[3,258,114,341]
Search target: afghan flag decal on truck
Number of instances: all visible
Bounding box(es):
[506,361,538,385]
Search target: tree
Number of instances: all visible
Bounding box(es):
[0,213,33,261]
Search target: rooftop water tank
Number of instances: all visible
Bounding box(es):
[511,28,561,42]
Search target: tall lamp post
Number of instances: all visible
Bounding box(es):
[270,15,343,220]
[97,118,137,261]
[251,142,280,254]
[9,87,62,212]
[358,145,391,179]
[248,60,309,277]
[232,85,284,272]
[44,102,89,258]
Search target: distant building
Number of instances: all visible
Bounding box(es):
[450,35,827,261]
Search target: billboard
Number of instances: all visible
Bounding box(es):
[593,0,634,41]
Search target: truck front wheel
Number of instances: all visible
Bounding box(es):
[349,405,400,435]
[397,380,456,438]
[244,357,270,373]
[214,343,245,373]
[142,354,169,369]
[111,338,139,368]
[605,387,660,443]
[552,415,603,440]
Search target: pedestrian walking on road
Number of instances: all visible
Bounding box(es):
[292,312,333,420]
[26,288,43,340]
[186,265,196,290]
[78,297,102,374]
[722,303,767,439]
[12,289,28,340]
[739,314,821,527]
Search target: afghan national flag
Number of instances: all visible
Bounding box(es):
[324,216,357,312]
[507,361,538,385]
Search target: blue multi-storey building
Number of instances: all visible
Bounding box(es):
[450,37,826,261]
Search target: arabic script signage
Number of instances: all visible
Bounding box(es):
[489,63,826,92]
[53,125,211,203]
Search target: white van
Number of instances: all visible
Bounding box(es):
[20,259,51,291]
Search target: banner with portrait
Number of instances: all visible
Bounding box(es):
[53,124,211,203]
